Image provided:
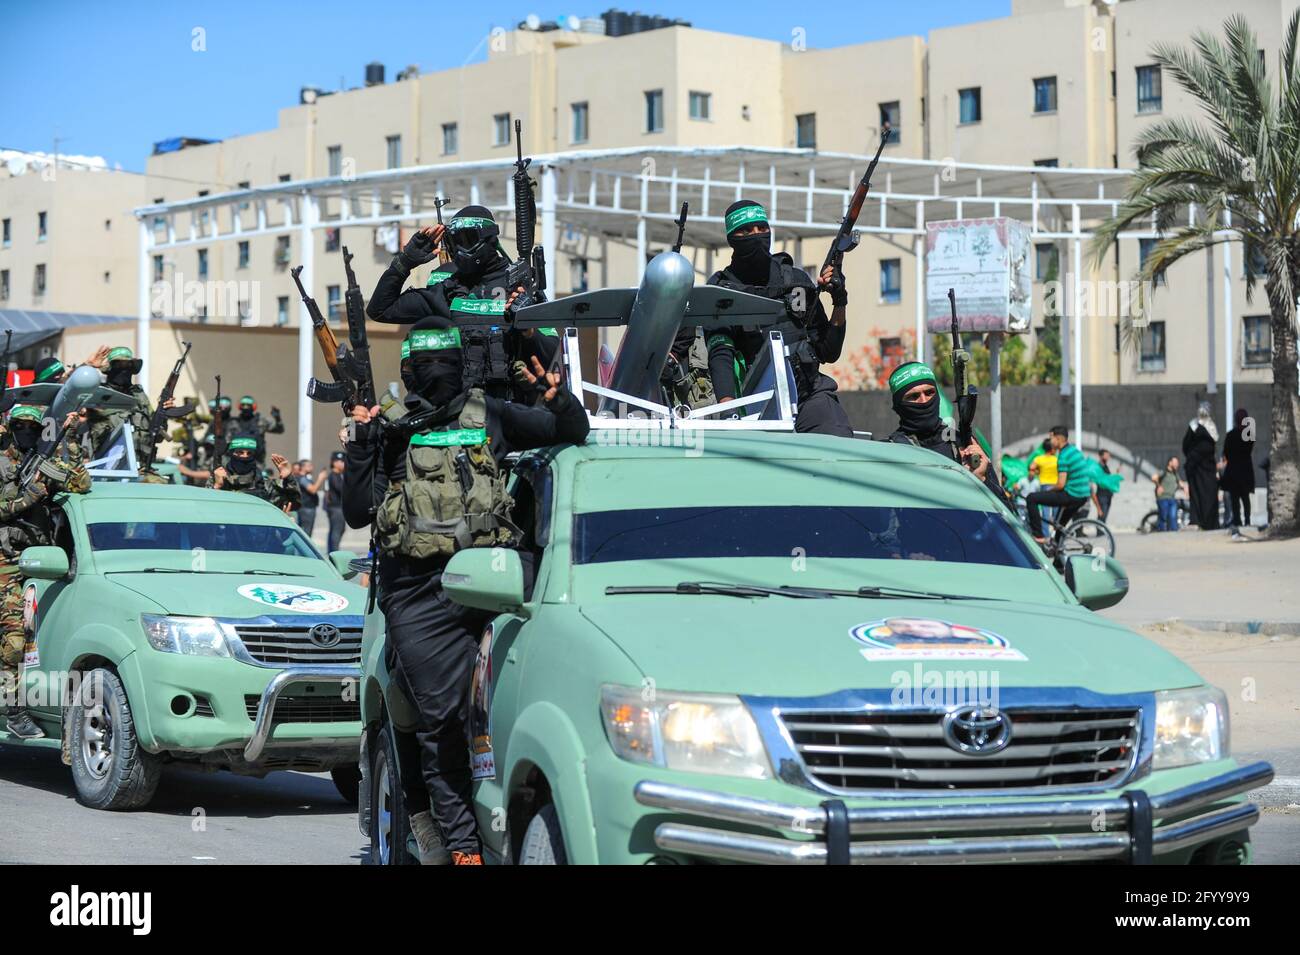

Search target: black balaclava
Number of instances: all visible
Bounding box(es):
[11,424,40,453]
[888,362,943,437]
[229,453,257,476]
[106,361,135,391]
[446,205,503,281]
[403,356,463,408]
[724,199,773,284]
[239,407,255,421]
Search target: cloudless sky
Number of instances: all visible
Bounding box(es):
[0,0,1009,170]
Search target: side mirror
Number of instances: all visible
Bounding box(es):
[1065,555,1129,611]
[330,550,359,579]
[442,548,526,615]
[18,546,70,581]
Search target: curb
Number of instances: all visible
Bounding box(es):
[1255,777,1300,809]
[1141,618,1300,637]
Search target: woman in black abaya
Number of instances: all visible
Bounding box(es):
[1181,402,1220,530]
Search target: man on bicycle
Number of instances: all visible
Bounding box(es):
[1025,425,1090,544]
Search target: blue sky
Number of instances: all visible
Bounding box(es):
[0,0,1009,170]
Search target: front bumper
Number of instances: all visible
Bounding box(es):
[243,665,362,762]
[633,761,1273,864]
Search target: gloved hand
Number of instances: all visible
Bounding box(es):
[271,406,282,420]
[399,231,437,270]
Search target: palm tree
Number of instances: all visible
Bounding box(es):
[1093,12,1300,536]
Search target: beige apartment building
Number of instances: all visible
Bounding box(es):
[8,0,1286,398]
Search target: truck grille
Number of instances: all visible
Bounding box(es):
[232,625,363,665]
[244,694,361,724]
[783,707,1140,792]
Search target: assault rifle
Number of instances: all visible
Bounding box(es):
[298,259,371,413]
[505,119,547,311]
[18,365,103,493]
[819,123,891,285]
[212,374,227,464]
[947,288,977,452]
[140,340,195,474]
[671,202,689,253]
[0,330,12,412]
[434,195,452,266]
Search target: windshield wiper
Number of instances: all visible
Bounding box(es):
[780,584,1005,602]
[605,581,830,599]
[242,569,307,577]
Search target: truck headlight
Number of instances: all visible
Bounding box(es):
[141,615,231,658]
[600,685,771,779]
[1154,686,1229,768]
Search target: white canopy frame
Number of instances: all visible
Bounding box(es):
[135,147,1234,462]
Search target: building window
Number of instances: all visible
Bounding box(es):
[2,218,9,246]
[689,91,711,121]
[327,285,341,321]
[277,296,289,327]
[571,102,589,143]
[153,255,164,283]
[959,87,981,124]
[494,113,512,146]
[1244,244,1268,279]
[570,257,589,292]
[1033,76,1057,113]
[237,181,250,211]
[879,101,900,144]
[1137,65,1162,113]
[796,112,816,148]
[880,259,902,304]
[37,211,47,241]
[151,197,166,231]
[385,135,402,169]
[197,190,210,228]
[238,300,252,324]
[1035,243,1059,281]
[1034,158,1059,168]
[1139,320,1166,371]
[195,305,208,323]
[879,337,905,376]
[1243,315,1271,367]
[328,145,342,177]
[0,270,8,301]
[325,228,340,253]
[238,241,250,269]
[442,122,458,155]
[1139,237,1166,286]
[645,91,664,133]
[279,173,291,183]
[197,248,208,280]
[275,235,291,267]
[104,271,110,283]
[34,264,46,296]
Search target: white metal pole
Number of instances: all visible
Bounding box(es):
[636,217,647,282]
[915,200,925,364]
[1071,214,1083,443]
[1223,210,1235,431]
[297,194,316,463]
[989,332,1003,466]
[541,164,557,293]
[1206,246,1217,393]
[136,219,152,395]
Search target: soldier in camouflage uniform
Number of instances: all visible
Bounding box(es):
[209,436,301,512]
[82,345,174,471]
[1,405,91,740]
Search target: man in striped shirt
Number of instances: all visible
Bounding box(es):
[1025,425,1091,543]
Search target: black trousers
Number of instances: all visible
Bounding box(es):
[1229,491,1251,529]
[1027,489,1087,538]
[379,556,488,855]
[326,507,346,553]
[297,506,317,536]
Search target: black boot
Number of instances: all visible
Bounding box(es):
[4,707,45,740]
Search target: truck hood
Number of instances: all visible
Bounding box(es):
[579,597,1204,697]
[106,572,365,621]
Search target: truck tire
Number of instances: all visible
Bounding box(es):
[69,667,161,811]
[368,723,415,865]
[331,765,362,805]
[519,803,567,865]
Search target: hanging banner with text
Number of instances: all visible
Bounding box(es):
[925,217,1032,334]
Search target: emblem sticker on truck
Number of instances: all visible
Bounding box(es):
[237,584,350,614]
[850,616,1027,662]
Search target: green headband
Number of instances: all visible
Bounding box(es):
[239,396,255,405]
[888,362,938,395]
[447,216,494,231]
[107,346,134,362]
[402,327,462,359]
[35,360,65,383]
[725,204,768,234]
[228,437,258,452]
[7,405,43,425]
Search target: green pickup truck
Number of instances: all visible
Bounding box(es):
[3,482,367,810]
[358,431,1273,865]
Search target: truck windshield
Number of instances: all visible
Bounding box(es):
[573,506,1038,568]
[87,522,320,559]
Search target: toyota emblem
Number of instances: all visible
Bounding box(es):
[309,623,342,649]
[942,706,1012,756]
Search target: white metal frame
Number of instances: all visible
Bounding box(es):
[134,146,1240,460]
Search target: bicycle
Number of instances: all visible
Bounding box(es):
[1138,498,1190,534]
[1031,502,1117,571]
